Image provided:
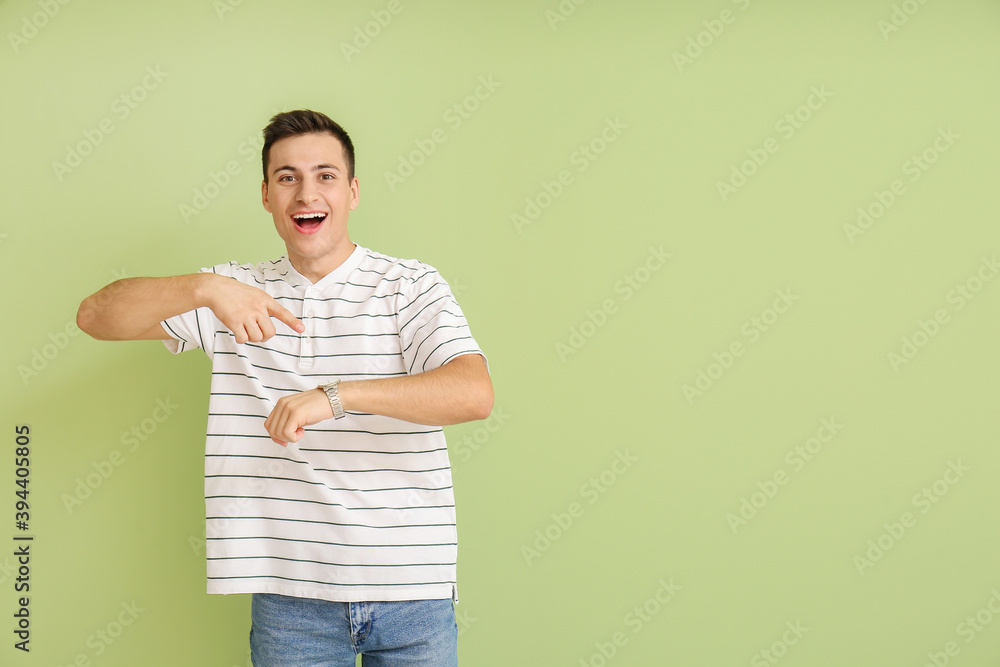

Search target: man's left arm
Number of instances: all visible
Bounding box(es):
[263,353,493,446]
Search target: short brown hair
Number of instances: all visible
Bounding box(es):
[262,110,355,182]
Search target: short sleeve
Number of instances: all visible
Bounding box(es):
[397,267,486,375]
[161,266,224,357]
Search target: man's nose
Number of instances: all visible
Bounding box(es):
[296,179,319,203]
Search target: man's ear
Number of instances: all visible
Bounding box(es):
[349,177,360,211]
[261,180,271,213]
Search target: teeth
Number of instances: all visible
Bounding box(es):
[294,213,325,220]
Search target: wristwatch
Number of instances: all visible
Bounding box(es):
[319,380,346,419]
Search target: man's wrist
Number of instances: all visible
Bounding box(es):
[192,273,223,310]
[319,380,346,419]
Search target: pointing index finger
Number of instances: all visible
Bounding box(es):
[269,302,305,333]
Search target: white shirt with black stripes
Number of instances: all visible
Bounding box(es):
[161,244,486,603]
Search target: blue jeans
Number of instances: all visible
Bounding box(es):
[250,593,458,667]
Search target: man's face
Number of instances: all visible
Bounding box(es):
[262,132,359,271]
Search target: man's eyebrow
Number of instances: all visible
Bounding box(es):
[272,164,341,174]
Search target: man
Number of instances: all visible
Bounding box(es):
[77,109,493,666]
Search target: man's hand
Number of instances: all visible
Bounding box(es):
[264,388,334,446]
[205,275,304,344]
[77,273,305,342]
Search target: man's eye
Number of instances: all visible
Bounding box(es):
[280,175,295,182]
[320,173,335,180]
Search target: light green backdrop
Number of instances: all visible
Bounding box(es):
[2,0,999,665]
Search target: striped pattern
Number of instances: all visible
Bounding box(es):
[161,245,484,603]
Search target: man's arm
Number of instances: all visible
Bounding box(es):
[263,353,494,445]
[77,274,304,343]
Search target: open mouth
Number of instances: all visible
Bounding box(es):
[292,212,327,233]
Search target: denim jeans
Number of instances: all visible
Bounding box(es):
[250,593,458,667]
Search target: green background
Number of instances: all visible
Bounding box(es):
[2,0,999,664]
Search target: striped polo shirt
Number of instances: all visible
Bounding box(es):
[161,244,485,603]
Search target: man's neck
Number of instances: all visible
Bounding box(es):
[288,242,357,284]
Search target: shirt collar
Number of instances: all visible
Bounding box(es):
[275,244,367,291]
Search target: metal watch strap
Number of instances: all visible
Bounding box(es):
[319,380,346,419]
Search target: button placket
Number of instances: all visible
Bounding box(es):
[298,288,317,369]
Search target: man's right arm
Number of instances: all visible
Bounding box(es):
[77,273,304,343]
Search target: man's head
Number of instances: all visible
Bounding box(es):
[262,110,355,183]
[260,110,360,282]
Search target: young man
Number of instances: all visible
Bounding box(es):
[77,110,492,666]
